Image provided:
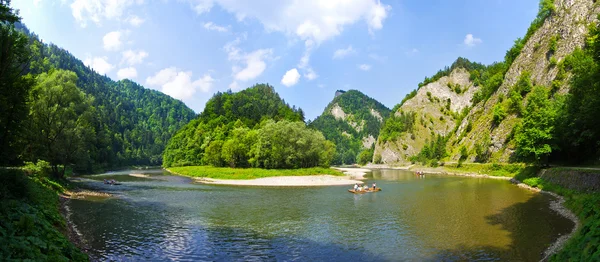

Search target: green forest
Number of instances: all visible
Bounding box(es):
[309,90,390,165]
[0,10,195,177]
[163,84,335,169]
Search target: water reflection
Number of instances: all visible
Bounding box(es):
[68,169,573,261]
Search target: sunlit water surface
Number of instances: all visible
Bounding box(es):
[68,169,573,261]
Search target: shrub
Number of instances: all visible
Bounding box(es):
[492,104,507,125]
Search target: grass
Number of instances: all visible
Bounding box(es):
[441,162,527,177]
[168,166,345,180]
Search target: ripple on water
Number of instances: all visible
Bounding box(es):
[68,169,574,261]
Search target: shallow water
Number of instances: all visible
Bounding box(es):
[69,169,573,261]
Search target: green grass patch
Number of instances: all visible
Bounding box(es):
[168,166,345,180]
[442,162,527,177]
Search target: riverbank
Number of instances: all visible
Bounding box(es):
[409,163,597,261]
[192,175,364,186]
[167,166,367,186]
[0,169,88,261]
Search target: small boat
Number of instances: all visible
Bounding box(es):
[348,188,382,194]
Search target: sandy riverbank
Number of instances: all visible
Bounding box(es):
[332,167,373,180]
[193,175,364,186]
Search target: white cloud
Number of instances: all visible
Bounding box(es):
[464,34,482,47]
[333,45,356,59]
[203,22,228,32]
[281,68,300,87]
[146,67,214,100]
[83,56,114,75]
[304,68,318,80]
[191,0,390,80]
[224,36,273,88]
[358,64,372,71]
[70,0,144,27]
[127,15,145,27]
[121,50,148,65]
[117,67,137,79]
[103,31,123,51]
[34,0,42,7]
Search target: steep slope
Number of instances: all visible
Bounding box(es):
[163,84,306,167]
[374,66,479,164]
[447,0,600,162]
[18,25,196,169]
[375,0,600,165]
[310,90,390,164]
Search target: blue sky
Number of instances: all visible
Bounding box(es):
[13,0,539,120]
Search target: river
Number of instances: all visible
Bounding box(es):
[68,169,573,261]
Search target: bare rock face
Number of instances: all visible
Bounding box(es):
[374,68,479,164]
[362,135,375,148]
[370,108,383,122]
[330,103,347,120]
[448,0,600,162]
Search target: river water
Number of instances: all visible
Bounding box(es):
[69,169,573,261]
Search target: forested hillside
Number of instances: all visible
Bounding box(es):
[375,0,600,166]
[163,84,335,169]
[1,22,196,173]
[310,90,390,165]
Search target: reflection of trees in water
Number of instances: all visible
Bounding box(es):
[426,192,574,261]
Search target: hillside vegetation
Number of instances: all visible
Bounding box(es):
[163,84,335,169]
[310,90,390,165]
[375,0,600,166]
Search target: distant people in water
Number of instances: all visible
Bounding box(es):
[104,179,117,185]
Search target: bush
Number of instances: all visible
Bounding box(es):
[492,104,507,125]
[23,160,52,177]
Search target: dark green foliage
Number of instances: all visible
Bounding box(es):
[0,169,87,261]
[12,24,195,170]
[310,90,390,165]
[458,145,468,167]
[0,3,35,165]
[379,111,416,143]
[357,148,374,165]
[410,134,448,165]
[551,18,600,164]
[515,86,557,163]
[163,84,313,168]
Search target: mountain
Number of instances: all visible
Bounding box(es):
[375,0,600,165]
[310,90,391,164]
[162,84,325,168]
[17,25,196,170]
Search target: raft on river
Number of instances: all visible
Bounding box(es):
[348,188,382,194]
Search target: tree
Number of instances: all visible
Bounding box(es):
[26,70,95,178]
[0,0,35,165]
[515,86,556,164]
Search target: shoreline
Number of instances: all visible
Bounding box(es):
[414,166,579,261]
[192,175,364,186]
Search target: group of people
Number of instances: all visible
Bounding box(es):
[103,179,117,185]
[353,183,377,191]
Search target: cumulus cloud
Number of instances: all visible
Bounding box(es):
[121,50,148,65]
[304,68,318,80]
[127,15,145,27]
[103,31,123,51]
[358,64,372,71]
[203,22,229,32]
[224,36,273,89]
[146,67,214,100]
[70,0,144,27]
[191,0,390,81]
[464,34,482,47]
[281,68,300,87]
[333,45,356,59]
[117,67,137,79]
[83,56,114,75]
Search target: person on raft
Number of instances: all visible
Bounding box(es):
[372,183,377,190]
[354,183,359,191]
